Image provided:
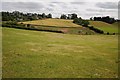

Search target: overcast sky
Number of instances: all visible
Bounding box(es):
[1,0,119,19]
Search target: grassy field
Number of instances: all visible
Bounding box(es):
[2,27,118,78]
[22,19,83,27]
[89,21,118,33]
[112,22,119,27]
[22,19,118,34]
[21,19,95,35]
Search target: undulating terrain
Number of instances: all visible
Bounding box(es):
[22,19,83,27]
[22,19,118,34]
[89,21,118,33]
[3,27,118,78]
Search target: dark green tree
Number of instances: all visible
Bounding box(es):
[82,20,89,26]
[73,18,82,25]
[42,13,46,18]
[71,13,78,19]
[47,13,52,18]
[60,14,67,19]
[73,18,89,27]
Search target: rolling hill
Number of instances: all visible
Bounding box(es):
[22,18,83,27]
[21,19,95,35]
[112,22,119,27]
[3,27,118,78]
[22,19,118,34]
[89,21,118,33]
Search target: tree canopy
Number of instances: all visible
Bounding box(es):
[1,11,52,21]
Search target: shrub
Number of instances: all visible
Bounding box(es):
[82,20,89,27]
[73,18,89,26]
[88,26,104,34]
[113,33,115,35]
[73,18,82,25]
[107,32,109,35]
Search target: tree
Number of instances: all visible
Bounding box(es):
[47,13,52,18]
[73,18,89,26]
[71,13,78,19]
[60,14,67,19]
[93,16,116,24]
[90,17,93,20]
[2,11,48,21]
[42,13,46,18]
[73,18,82,25]
[82,20,89,27]
[67,14,72,19]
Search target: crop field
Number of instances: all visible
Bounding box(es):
[89,21,118,33]
[22,19,83,27]
[2,27,118,78]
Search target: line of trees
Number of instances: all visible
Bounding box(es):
[2,11,52,21]
[2,21,64,33]
[2,11,80,21]
[60,13,78,19]
[90,16,116,24]
[2,11,118,24]
[73,18,104,34]
[73,18,89,27]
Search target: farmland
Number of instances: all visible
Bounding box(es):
[22,19,82,27]
[89,21,118,33]
[19,19,95,35]
[22,19,118,34]
[2,27,118,78]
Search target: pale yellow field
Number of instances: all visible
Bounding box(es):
[22,19,83,27]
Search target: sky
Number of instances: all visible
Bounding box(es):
[1,0,119,19]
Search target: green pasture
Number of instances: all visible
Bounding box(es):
[2,27,118,78]
[89,21,118,33]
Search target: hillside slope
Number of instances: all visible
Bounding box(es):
[21,19,95,34]
[3,27,118,78]
[89,21,118,33]
[112,22,119,27]
[21,19,118,34]
[22,19,83,27]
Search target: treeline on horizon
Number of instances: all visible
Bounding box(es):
[1,11,119,24]
[1,11,52,21]
[2,11,119,35]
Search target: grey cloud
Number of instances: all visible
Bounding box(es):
[51,2,64,4]
[96,2,118,9]
[51,2,69,9]
[83,13,102,16]
[50,2,63,4]
[46,7,54,11]
[70,2,85,5]
[1,2,118,19]
[86,8,117,12]
[2,2,45,12]
[46,2,67,10]
[79,13,103,19]
[48,4,56,7]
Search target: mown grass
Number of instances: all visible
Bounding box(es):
[89,21,118,33]
[2,27,118,78]
[22,19,83,27]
